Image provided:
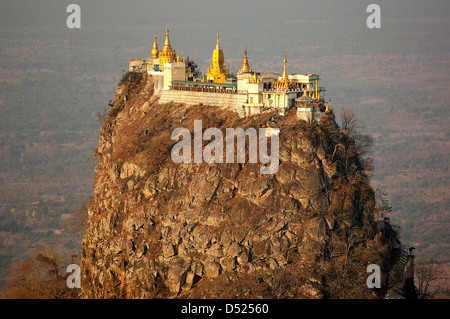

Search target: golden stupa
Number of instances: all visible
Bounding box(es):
[274,49,293,89]
[238,48,252,74]
[206,33,230,83]
[159,24,177,66]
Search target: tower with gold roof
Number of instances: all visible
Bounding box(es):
[238,48,253,74]
[274,49,293,89]
[159,24,177,68]
[206,33,230,83]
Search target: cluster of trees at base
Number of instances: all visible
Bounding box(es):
[0,246,79,299]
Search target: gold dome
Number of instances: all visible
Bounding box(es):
[151,33,159,58]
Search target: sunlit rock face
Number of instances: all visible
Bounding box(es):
[80,74,397,299]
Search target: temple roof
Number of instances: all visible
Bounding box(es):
[295,95,315,102]
[238,49,252,74]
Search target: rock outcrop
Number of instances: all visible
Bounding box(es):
[80,73,399,299]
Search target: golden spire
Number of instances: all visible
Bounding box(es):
[207,32,229,83]
[281,49,288,80]
[151,33,159,58]
[315,79,319,100]
[177,52,182,62]
[159,23,177,66]
[238,48,252,74]
[163,23,172,53]
[274,49,291,90]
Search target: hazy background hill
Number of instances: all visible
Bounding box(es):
[0,0,449,289]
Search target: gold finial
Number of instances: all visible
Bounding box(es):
[216,32,220,49]
[163,23,172,51]
[152,33,159,58]
[315,79,319,100]
[281,49,288,80]
[177,52,182,62]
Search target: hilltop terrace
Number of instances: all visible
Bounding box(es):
[129,25,332,119]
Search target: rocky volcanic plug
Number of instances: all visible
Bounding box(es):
[80,73,399,298]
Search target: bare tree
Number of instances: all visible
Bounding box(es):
[340,109,362,134]
[1,245,79,299]
[415,261,443,299]
[339,109,374,173]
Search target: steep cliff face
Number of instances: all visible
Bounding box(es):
[80,73,397,299]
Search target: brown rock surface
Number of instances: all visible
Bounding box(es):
[80,73,399,299]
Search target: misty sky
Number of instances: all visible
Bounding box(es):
[1,0,450,269]
[1,0,449,132]
[2,0,450,66]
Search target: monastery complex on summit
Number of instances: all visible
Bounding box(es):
[129,25,332,120]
